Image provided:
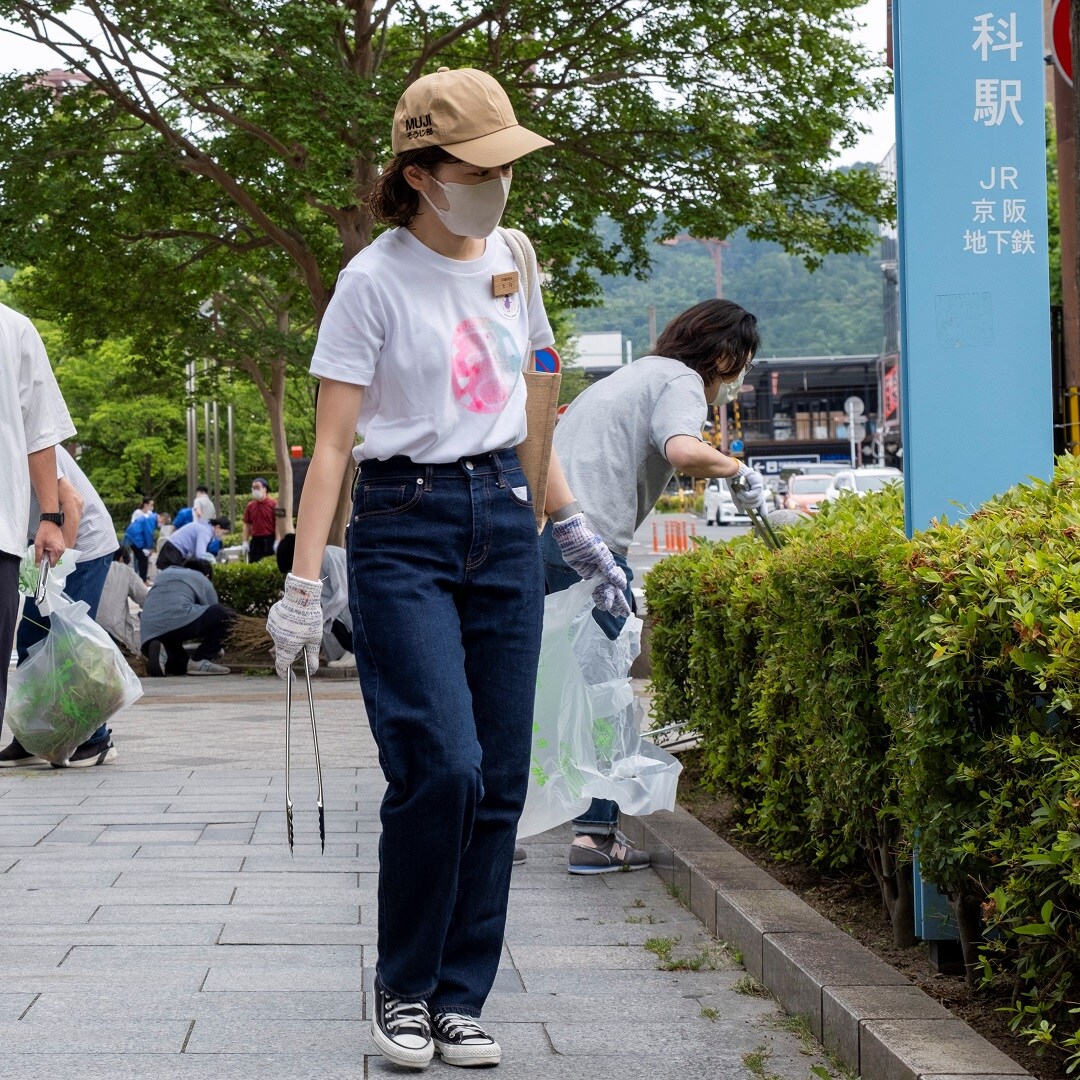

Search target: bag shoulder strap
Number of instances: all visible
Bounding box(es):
[498,226,539,306]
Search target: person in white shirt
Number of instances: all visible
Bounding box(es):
[192,484,216,521]
[0,303,73,748]
[1,445,122,769]
[265,67,628,1070]
[130,497,154,524]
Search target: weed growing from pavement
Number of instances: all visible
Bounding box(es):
[629,897,646,908]
[642,936,732,972]
[732,975,770,997]
[625,913,660,924]
[699,1005,720,1021]
[771,1012,816,1056]
[742,1045,780,1079]
[663,880,689,906]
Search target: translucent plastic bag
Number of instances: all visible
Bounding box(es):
[5,592,143,765]
[517,579,682,838]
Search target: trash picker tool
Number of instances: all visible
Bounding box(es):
[285,664,325,854]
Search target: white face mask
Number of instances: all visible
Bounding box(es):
[251,489,265,500]
[711,367,746,406]
[421,174,511,238]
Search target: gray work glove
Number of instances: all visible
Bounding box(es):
[727,464,768,515]
[267,573,323,680]
[552,513,632,619]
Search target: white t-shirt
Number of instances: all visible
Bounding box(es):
[0,305,76,558]
[310,227,555,463]
[27,446,119,562]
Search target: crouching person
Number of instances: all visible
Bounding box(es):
[141,558,237,676]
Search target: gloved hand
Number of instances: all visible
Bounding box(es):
[552,513,632,618]
[726,464,768,515]
[241,541,250,558]
[266,573,323,680]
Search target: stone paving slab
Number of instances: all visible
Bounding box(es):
[0,676,849,1079]
[634,804,1032,1080]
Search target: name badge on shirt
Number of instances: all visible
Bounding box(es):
[491,271,519,298]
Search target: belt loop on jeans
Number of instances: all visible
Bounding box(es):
[492,449,507,488]
[423,465,433,492]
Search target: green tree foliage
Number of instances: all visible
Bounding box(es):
[0,1,890,512]
[571,218,888,358]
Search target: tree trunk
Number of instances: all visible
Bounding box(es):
[953,892,984,988]
[863,820,916,949]
[241,354,293,532]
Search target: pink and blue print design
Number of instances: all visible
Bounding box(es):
[450,316,522,414]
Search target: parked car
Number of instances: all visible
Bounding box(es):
[783,473,833,515]
[821,467,903,503]
[703,476,776,525]
[704,479,747,525]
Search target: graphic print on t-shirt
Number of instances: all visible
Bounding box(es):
[450,316,522,414]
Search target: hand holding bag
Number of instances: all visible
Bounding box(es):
[500,226,561,532]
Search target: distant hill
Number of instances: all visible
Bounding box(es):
[570,223,886,361]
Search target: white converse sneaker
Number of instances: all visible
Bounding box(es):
[372,982,433,1069]
[432,1012,501,1067]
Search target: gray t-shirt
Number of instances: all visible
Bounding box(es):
[140,566,219,643]
[553,355,707,556]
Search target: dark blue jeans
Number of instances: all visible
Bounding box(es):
[16,551,114,747]
[347,449,543,1017]
[540,522,636,836]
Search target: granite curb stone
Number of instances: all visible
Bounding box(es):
[628,805,1032,1080]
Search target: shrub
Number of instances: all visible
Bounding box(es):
[212,559,284,618]
[878,457,1080,1049]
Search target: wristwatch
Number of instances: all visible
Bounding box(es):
[39,512,65,527]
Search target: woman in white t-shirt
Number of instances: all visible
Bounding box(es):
[267,68,628,1070]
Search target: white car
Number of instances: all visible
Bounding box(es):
[703,477,775,526]
[821,467,903,503]
[704,479,748,525]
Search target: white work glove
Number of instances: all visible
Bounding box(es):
[241,541,250,556]
[726,464,768,515]
[266,573,323,680]
[552,513,632,619]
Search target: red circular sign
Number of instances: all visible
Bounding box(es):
[1053,0,1072,85]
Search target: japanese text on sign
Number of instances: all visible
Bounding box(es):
[972,12,1023,126]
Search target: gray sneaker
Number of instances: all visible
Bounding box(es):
[567,829,650,875]
[187,658,231,675]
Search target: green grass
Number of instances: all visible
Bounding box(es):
[625,913,660,924]
[732,975,770,997]
[700,1005,720,1021]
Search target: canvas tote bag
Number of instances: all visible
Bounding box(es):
[500,226,561,532]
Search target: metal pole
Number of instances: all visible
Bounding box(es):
[212,401,220,509]
[647,305,657,345]
[847,401,858,467]
[227,404,236,524]
[186,360,197,506]
[203,399,210,492]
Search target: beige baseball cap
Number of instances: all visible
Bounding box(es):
[392,67,552,167]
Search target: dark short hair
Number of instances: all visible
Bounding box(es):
[196,485,208,494]
[276,532,296,575]
[210,517,232,531]
[368,146,456,228]
[182,557,213,579]
[653,299,760,384]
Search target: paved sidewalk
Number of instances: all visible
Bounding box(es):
[0,676,841,1079]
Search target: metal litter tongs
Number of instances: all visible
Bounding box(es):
[731,473,782,550]
[285,665,325,853]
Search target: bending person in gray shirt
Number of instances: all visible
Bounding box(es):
[141,562,237,676]
[540,298,762,875]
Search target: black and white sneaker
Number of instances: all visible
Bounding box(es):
[52,738,117,769]
[372,981,433,1069]
[432,1012,501,1067]
[0,738,45,768]
[145,639,168,677]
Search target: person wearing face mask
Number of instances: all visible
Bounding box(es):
[242,478,277,563]
[536,298,762,871]
[264,67,628,1070]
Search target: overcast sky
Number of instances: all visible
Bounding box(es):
[0,1,895,166]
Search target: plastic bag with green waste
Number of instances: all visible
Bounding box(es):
[518,579,681,839]
[5,592,143,764]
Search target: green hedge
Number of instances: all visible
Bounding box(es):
[645,457,1080,1067]
[212,560,285,618]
